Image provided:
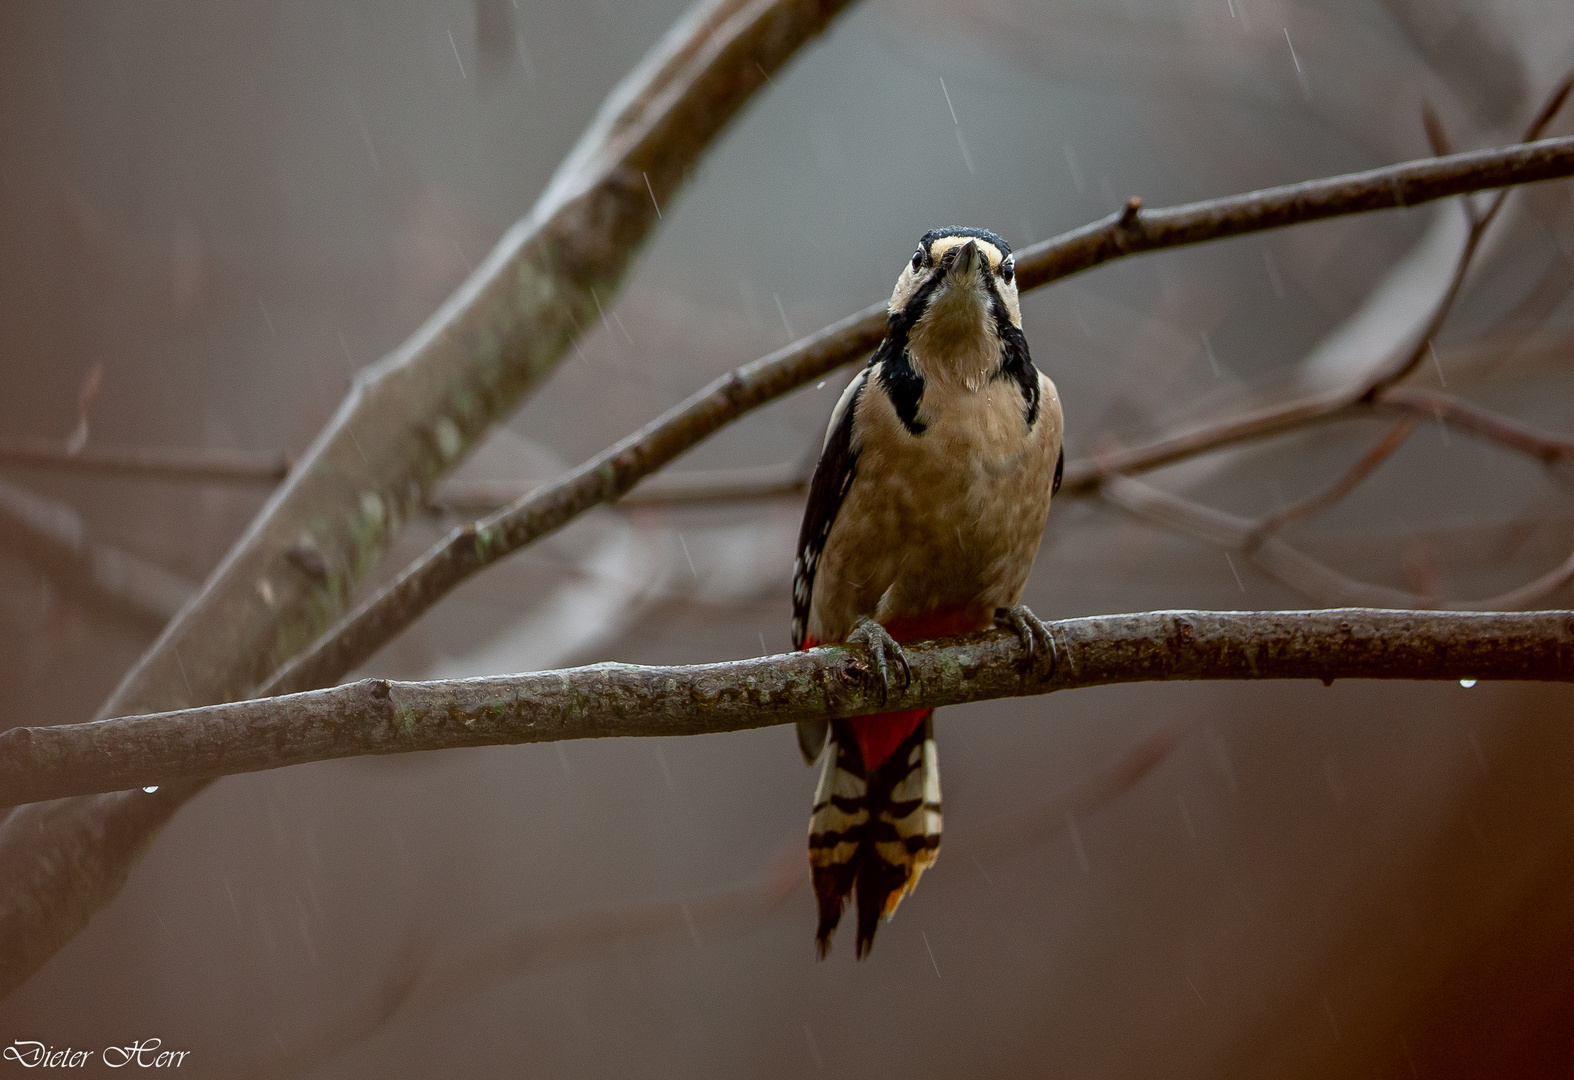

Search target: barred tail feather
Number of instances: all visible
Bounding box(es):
[808,714,942,958]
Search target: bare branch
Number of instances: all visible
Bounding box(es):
[1104,476,1421,608]
[427,458,812,516]
[1246,419,1418,546]
[1013,135,1574,293]
[1375,387,1574,462]
[1059,392,1359,495]
[1366,73,1570,393]
[0,439,290,486]
[0,476,196,624]
[0,0,861,999]
[266,136,1574,699]
[5,78,1573,999]
[3,609,1569,808]
[1104,475,1574,611]
[1063,382,1574,496]
[1475,550,1574,611]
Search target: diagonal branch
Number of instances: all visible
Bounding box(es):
[1364,74,1571,395]
[2,609,1569,808]
[1062,383,1574,496]
[0,476,196,625]
[266,136,1574,698]
[0,0,862,1000]
[1245,419,1418,547]
[266,307,886,695]
[5,78,1573,1001]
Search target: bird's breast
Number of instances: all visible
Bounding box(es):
[807,365,1061,643]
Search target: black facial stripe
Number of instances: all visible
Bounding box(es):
[978,268,1040,428]
[878,350,926,436]
[898,256,949,324]
[867,266,948,438]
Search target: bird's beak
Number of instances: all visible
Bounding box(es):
[947,239,979,278]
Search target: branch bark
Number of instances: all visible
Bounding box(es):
[0,0,859,999]
[0,476,196,624]
[426,457,812,516]
[1104,476,1574,611]
[4,86,1571,1000]
[4,609,1570,808]
[0,440,290,486]
[264,137,1574,699]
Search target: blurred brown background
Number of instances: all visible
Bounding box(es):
[3,0,1574,1076]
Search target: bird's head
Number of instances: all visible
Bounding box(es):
[887,228,1020,388]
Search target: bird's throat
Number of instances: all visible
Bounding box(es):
[908,281,999,392]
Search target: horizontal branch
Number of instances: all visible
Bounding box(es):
[1061,381,1574,496]
[264,136,1574,697]
[1103,475,1574,611]
[1376,387,1574,461]
[0,439,290,486]
[427,458,811,516]
[4,609,1569,808]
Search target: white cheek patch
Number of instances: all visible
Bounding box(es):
[888,265,922,312]
[999,279,1023,328]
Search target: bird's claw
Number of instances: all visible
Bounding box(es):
[848,617,911,704]
[995,604,1058,679]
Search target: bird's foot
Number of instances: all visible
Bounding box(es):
[995,604,1058,679]
[848,617,911,704]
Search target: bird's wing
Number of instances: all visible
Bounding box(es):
[791,364,872,765]
[791,365,869,651]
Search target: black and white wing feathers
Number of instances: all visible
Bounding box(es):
[791,367,868,651]
[791,366,870,765]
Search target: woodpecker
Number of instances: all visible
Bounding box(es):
[792,227,1064,958]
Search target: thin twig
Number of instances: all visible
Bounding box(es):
[3,609,1570,808]
[6,78,1574,1005]
[265,136,1574,699]
[1375,388,1574,462]
[1365,74,1571,394]
[427,459,812,516]
[0,439,290,486]
[1245,419,1418,548]
[0,0,864,1001]
[1104,475,1574,611]
[0,476,197,624]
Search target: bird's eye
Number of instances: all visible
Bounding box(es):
[1001,258,1015,284]
[911,250,924,272]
